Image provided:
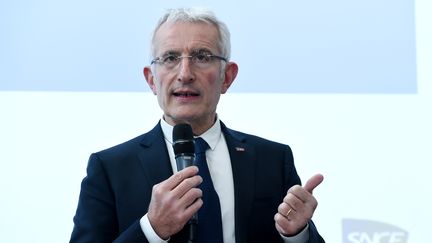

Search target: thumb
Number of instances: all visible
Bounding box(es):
[303,173,324,194]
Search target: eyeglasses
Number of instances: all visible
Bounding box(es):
[151,53,227,69]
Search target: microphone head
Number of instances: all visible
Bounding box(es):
[172,123,195,155]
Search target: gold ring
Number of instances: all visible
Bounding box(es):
[286,208,293,218]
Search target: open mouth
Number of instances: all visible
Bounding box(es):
[173,91,199,97]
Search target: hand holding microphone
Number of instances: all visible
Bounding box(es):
[146,124,202,240]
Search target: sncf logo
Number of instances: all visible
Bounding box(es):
[342,219,409,243]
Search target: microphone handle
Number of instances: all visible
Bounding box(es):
[175,154,194,171]
[175,154,198,242]
[188,214,198,243]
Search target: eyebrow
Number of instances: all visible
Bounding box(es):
[159,48,214,57]
[190,48,213,55]
[160,50,181,57]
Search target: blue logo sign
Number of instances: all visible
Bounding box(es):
[342,218,409,243]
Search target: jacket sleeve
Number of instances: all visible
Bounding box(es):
[307,220,325,243]
[70,153,149,243]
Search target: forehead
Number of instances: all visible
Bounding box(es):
[153,22,220,55]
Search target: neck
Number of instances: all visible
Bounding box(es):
[164,114,217,135]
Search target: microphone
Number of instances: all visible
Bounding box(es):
[172,123,197,243]
[173,123,195,171]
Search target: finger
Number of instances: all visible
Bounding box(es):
[274,214,290,233]
[275,219,288,235]
[160,166,199,191]
[278,202,292,217]
[274,213,298,236]
[171,175,202,198]
[303,173,324,194]
[183,198,203,220]
[287,185,309,203]
[283,192,305,211]
[283,188,317,220]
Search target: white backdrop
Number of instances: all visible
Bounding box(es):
[1,0,431,242]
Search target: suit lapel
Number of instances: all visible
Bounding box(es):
[137,122,173,188]
[221,122,256,243]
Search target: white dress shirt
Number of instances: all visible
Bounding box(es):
[140,118,308,243]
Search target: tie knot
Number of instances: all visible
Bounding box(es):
[194,137,209,154]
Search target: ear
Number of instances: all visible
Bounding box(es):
[221,62,238,94]
[143,66,157,95]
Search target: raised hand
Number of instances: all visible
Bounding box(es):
[274,174,324,236]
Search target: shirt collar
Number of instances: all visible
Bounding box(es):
[160,116,222,151]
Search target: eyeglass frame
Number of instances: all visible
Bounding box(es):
[150,52,228,69]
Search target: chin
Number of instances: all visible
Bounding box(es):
[167,112,199,124]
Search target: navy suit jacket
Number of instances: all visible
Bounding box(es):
[70,122,324,242]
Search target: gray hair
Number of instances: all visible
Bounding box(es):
[150,7,231,60]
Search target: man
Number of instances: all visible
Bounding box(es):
[70,7,325,243]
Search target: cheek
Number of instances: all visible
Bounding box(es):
[153,74,170,95]
[207,71,224,88]
[206,81,224,104]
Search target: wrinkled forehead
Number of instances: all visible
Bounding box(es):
[152,21,221,56]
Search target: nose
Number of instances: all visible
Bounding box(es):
[177,57,195,83]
